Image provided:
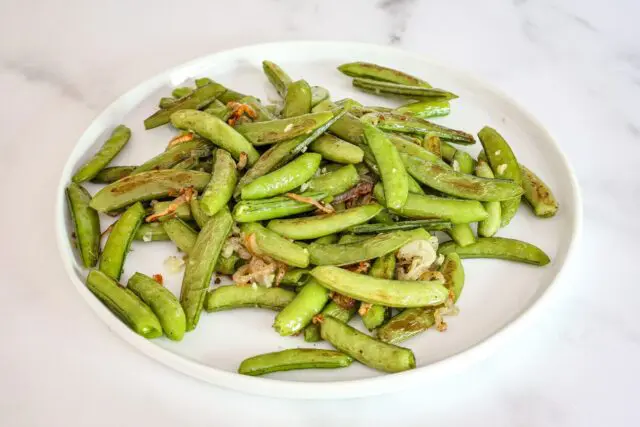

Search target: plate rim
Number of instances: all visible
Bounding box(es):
[55,40,583,399]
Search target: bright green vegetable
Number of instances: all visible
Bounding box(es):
[134,222,169,241]
[311,86,330,107]
[205,285,296,312]
[72,125,131,183]
[263,60,292,97]
[132,139,211,175]
[520,164,558,218]
[309,134,364,164]
[361,253,395,331]
[352,77,458,100]
[238,349,352,376]
[238,96,276,122]
[151,201,192,222]
[452,150,475,174]
[273,278,330,336]
[377,307,435,344]
[475,161,501,237]
[304,301,356,342]
[200,149,237,216]
[447,224,476,247]
[159,97,176,109]
[162,218,198,254]
[189,197,210,228]
[90,166,136,184]
[407,175,425,195]
[395,100,450,118]
[172,87,192,98]
[280,268,310,286]
[338,62,432,87]
[66,183,100,267]
[235,112,332,146]
[233,191,328,222]
[99,202,145,280]
[439,237,550,266]
[306,164,359,196]
[195,77,213,88]
[144,83,226,129]
[440,253,465,302]
[388,133,449,168]
[422,135,442,158]
[241,222,310,268]
[363,112,475,145]
[215,254,239,275]
[348,219,451,234]
[440,141,457,162]
[282,80,312,118]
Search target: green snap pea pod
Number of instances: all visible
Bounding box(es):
[374,183,487,223]
[99,202,145,280]
[217,86,248,104]
[89,170,210,212]
[361,253,395,331]
[388,133,450,169]
[452,150,475,174]
[159,97,176,109]
[399,153,523,202]
[170,110,259,165]
[241,223,310,268]
[235,111,332,146]
[180,208,233,331]
[438,237,550,266]
[239,96,276,122]
[86,270,162,338]
[262,60,293,97]
[189,197,210,228]
[90,166,136,184]
[338,62,431,87]
[205,285,296,312]
[446,224,476,247]
[395,100,450,118]
[233,191,328,222]
[308,228,429,266]
[200,149,237,216]
[373,208,395,225]
[337,234,372,244]
[172,156,200,170]
[320,316,415,373]
[132,139,212,174]
[267,203,382,240]
[127,272,186,341]
[520,164,559,218]
[352,77,458,101]
[134,222,169,241]
[280,268,310,286]
[440,252,465,303]
[407,175,425,195]
[172,87,192,98]
[440,141,457,162]
[377,307,435,344]
[282,80,312,118]
[215,253,239,275]
[475,161,501,237]
[314,234,339,244]
[311,86,330,107]
[66,183,100,267]
[238,348,352,376]
[349,219,451,234]
[312,100,365,144]
[204,100,231,120]
[163,218,198,254]
[151,201,192,223]
[306,164,359,196]
[478,126,523,227]
[423,135,442,158]
[144,83,226,129]
[309,134,364,164]
[241,153,322,200]
[304,301,357,342]
[363,123,409,210]
[195,77,213,88]
[72,125,131,183]
[364,112,475,145]
[273,278,330,336]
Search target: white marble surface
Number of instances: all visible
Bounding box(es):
[1,0,639,425]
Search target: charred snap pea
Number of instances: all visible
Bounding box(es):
[395,100,450,118]
[349,219,451,234]
[73,125,131,183]
[423,135,442,158]
[238,349,352,376]
[520,164,558,218]
[377,307,435,344]
[304,301,356,342]
[66,183,100,267]
[263,60,292,97]
[310,266,448,308]
[364,112,475,145]
[99,202,145,280]
[163,218,198,254]
[132,139,211,174]
[306,164,359,196]
[127,272,186,341]
[241,222,310,268]
[282,80,312,118]
[233,191,329,222]
[352,77,458,101]
[309,134,364,164]
[234,111,333,146]
[200,149,237,216]
[273,278,330,336]
[338,61,432,87]
[205,285,296,312]
[90,166,136,184]
[439,237,550,266]
[440,253,465,303]
[86,270,162,338]
[475,161,501,237]
[134,222,169,241]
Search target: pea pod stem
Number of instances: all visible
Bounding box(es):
[72,125,131,183]
[238,349,352,376]
[438,237,550,266]
[205,285,296,312]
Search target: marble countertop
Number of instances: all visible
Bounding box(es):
[2,0,639,425]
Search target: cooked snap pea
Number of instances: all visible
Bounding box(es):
[320,316,415,373]
[475,161,501,237]
[238,348,352,376]
[66,183,100,267]
[204,100,231,120]
[388,133,450,169]
[452,150,475,174]
[205,285,296,312]
[238,96,276,122]
[280,268,310,286]
[144,83,227,129]
[337,233,373,244]
[364,112,475,145]
[215,254,239,275]
[200,149,237,216]
[446,224,476,247]
[306,164,359,196]
[520,164,559,218]
[311,86,330,107]
[311,266,448,308]
[338,62,431,88]
[134,222,170,241]
[439,237,550,266]
[374,183,487,223]
[241,222,310,268]
[180,208,233,331]
[478,126,523,227]
[440,252,465,302]
[282,80,312,118]
[99,202,145,280]
[163,218,198,254]
[349,219,451,234]
[395,100,450,118]
[127,272,186,341]
[195,77,213,88]
[352,77,458,101]
[72,125,131,183]
[263,60,292,97]
[267,203,382,240]
[422,135,442,158]
[309,134,364,164]
[159,97,176,109]
[440,141,457,162]
[234,111,333,146]
[377,307,435,344]
[314,234,339,245]
[172,156,200,170]
[312,101,365,144]
[170,109,260,165]
[361,252,395,331]
[233,191,329,222]
[273,278,330,336]
[90,166,136,184]
[86,270,162,338]
[241,153,322,200]
[189,197,210,228]
[151,201,192,223]
[407,175,426,195]
[304,301,356,342]
[132,139,212,175]
[172,87,192,98]
[217,86,248,104]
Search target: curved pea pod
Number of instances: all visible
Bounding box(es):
[311,86,330,107]
[144,83,227,129]
[73,125,131,183]
[306,164,359,196]
[127,272,186,341]
[374,183,488,224]
[66,183,100,267]
[241,222,310,268]
[377,308,435,344]
[163,218,198,254]
[132,139,212,174]
[475,161,502,237]
[304,301,356,342]
[180,208,233,331]
[364,112,475,145]
[282,80,312,118]
[238,348,352,376]
[267,204,383,240]
[439,237,550,266]
[309,134,364,164]
[311,266,448,308]
[352,77,458,100]
[86,270,162,338]
[170,109,259,165]
[520,164,558,218]
[320,316,415,373]
[395,100,450,118]
[349,219,451,234]
[151,201,192,222]
[205,285,296,312]
[241,153,322,200]
[263,60,292,97]
[134,222,169,241]
[233,191,328,222]
[338,61,431,87]
[440,253,464,302]
[388,133,449,168]
[189,197,210,228]
[200,149,237,216]
[478,126,523,227]
[99,202,145,280]
[273,278,330,336]
[90,170,210,213]
[280,268,310,286]
[308,228,430,266]
[235,111,333,146]
[90,166,136,184]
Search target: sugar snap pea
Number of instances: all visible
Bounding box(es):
[151,201,192,222]
[72,125,131,183]
[263,60,292,97]
[306,164,359,196]
[215,254,239,275]
[440,253,464,303]
[364,112,475,145]
[172,87,192,98]
[66,183,100,267]
[361,252,395,331]
[273,278,330,336]
[159,97,176,109]
[452,150,475,174]
[144,83,226,129]
[205,285,296,312]
[446,223,476,247]
[86,270,162,338]
[422,135,442,158]
[90,166,136,184]
[189,197,210,228]
[172,156,200,171]
[311,86,330,107]
[99,202,145,280]
[395,100,450,118]
[282,80,312,118]
[241,222,310,268]
[520,164,558,218]
[233,191,328,222]
[200,149,237,216]
[438,237,550,266]
[338,234,373,244]
[304,301,356,342]
[238,348,352,376]
[377,307,435,344]
[127,272,186,341]
[440,141,457,162]
[407,175,426,195]
[309,134,364,164]
[204,100,231,120]
[280,268,310,286]
[132,139,211,174]
[134,222,169,241]
[312,101,365,144]
[180,207,233,331]
[195,77,213,88]
[338,62,431,88]
[238,96,276,122]
[349,219,451,234]
[163,218,198,254]
[234,111,332,146]
[217,86,248,104]
[388,133,450,169]
[475,161,501,237]
[352,77,458,101]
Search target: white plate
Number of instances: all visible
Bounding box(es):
[55,41,581,399]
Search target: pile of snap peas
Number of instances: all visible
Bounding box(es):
[66,59,558,376]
